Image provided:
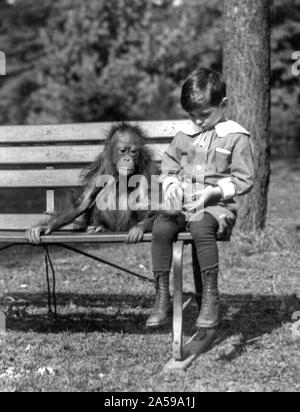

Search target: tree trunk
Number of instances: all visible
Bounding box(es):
[223,0,272,231]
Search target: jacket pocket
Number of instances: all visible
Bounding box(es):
[215,148,231,173]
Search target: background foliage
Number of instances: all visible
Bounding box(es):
[0,0,299,155]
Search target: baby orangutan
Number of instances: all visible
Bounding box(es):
[26,123,159,245]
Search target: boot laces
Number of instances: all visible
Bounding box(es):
[153,274,170,311]
[201,271,219,312]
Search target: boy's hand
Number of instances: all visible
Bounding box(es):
[164,182,183,203]
[184,186,222,212]
[217,215,234,240]
[201,186,223,206]
[163,182,183,214]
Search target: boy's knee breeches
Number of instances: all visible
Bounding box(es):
[152,213,219,273]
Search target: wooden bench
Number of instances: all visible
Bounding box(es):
[0,120,218,370]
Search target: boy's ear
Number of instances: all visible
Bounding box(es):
[221,97,228,108]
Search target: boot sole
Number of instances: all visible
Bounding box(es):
[146,312,172,328]
[146,319,169,328]
[196,320,219,329]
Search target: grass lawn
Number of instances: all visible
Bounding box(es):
[0,158,299,392]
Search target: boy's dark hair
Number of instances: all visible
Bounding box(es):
[181,67,226,112]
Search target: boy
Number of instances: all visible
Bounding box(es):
[147,67,254,329]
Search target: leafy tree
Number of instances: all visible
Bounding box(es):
[271,0,300,154]
[0,0,53,124]
[0,0,299,156]
[27,0,223,124]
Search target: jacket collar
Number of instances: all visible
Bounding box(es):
[215,120,250,138]
[180,120,250,138]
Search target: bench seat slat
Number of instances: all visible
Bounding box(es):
[0,231,194,244]
[0,143,168,165]
[0,120,191,144]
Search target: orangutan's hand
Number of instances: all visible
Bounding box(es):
[126,224,145,244]
[25,226,51,245]
[86,225,106,234]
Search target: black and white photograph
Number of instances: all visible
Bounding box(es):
[0,0,299,394]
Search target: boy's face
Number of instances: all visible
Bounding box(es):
[188,100,226,133]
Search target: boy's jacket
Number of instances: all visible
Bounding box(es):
[161,120,254,225]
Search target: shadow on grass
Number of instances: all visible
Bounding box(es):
[0,292,158,335]
[5,312,156,335]
[1,292,299,349]
[213,293,300,362]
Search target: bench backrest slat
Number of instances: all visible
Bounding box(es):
[0,143,168,165]
[0,169,82,188]
[0,214,75,230]
[0,120,190,143]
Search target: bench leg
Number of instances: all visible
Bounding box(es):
[164,241,217,371]
[172,240,184,361]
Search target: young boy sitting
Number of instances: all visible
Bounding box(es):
[147,67,254,329]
